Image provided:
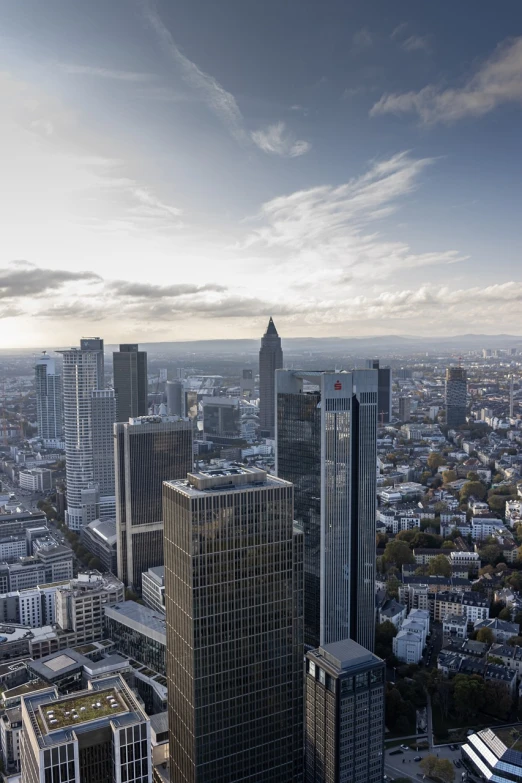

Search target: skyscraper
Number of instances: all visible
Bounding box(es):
[258,317,283,437]
[166,380,184,417]
[115,415,193,591]
[276,369,377,651]
[445,365,467,427]
[91,389,116,498]
[163,466,303,783]
[34,352,62,444]
[365,359,392,424]
[58,338,105,531]
[305,639,385,783]
[113,344,148,422]
[398,396,411,423]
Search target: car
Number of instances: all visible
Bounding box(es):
[389,748,403,756]
[414,756,422,762]
[400,744,409,750]
[454,760,462,768]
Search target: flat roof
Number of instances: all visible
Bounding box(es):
[166,466,290,497]
[37,688,128,731]
[310,638,382,673]
[104,601,166,645]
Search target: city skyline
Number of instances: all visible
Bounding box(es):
[1,0,522,347]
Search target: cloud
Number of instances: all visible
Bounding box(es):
[251,122,311,157]
[139,0,247,143]
[110,280,225,299]
[391,23,409,40]
[59,64,154,82]
[371,36,522,123]
[352,28,373,52]
[0,262,100,300]
[401,35,430,53]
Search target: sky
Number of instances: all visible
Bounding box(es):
[1,0,522,348]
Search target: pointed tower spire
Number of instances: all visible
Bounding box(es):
[259,317,283,437]
[264,317,278,337]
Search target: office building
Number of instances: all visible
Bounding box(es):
[240,368,255,398]
[163,466,304,783]
[398,396,411,423]
[59,338,105,531]
[365,360,392,424]
[20,675,151,783]
[141,566,165,614]
[19,468,53,493]
[258,317,283,437]
[115,415,193,590]
[445,365,467,428]
[34,353,62,444]
[202,396,241,438]
[104,601,166,674]
[305,639,385,783]
[166,380,184,417]
[81,518,118,574]
[55,572,124,644]
[276,369,378,651]
[462,726,522,782]
[91,389,116,498]
[113,344,148,422]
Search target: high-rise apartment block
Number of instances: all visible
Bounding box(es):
[365,360,392,424]
[113,344,148,422]
[305,639,385,783]
[276,370,377,651]
[163,466,304,783]
[258,317,283,437]
[115,415,193,590]
[20,675,151,783]
[34,353,62,444]
[445,365,467,427]
[59,338,105,530]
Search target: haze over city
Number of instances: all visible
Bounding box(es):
[2,0,522,347]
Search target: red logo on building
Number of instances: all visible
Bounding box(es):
[334,380,342,390]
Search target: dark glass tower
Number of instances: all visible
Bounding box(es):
[163,466,304,783]
[366,360,392,424]
[276,370,377,651]
[115,415,193,591]
[258,317,283,437]
[445,365,467,427]
[113,344,148,422]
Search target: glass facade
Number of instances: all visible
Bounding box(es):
[258,318,283,437]
[445,366,467,427]
[163,469,303,783]
[115,417,193,590]
[113,345,148,423]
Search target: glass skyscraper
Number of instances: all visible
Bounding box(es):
[276,370,377,651]
[115,415,193,591]
[34,353,62,444]
[258,317,283,437]
[113,344,148,422]
[445,365,467,427]
[163,466,304,783]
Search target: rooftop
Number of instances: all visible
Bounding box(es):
[104,601,166,645]
[37,688,127,731]
[166,465,290,496]
[311,638,382,673]
[495,726,522,753]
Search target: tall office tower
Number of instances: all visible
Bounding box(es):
[163,466,304,783]
[445,366,467,427]
[258,317,283,437]
[59,339,105,531]
[166,380,184,417]
[398,396,411,423]
[20,675,151,783]
[305,639,385,783]
[365,359,392,424]
[91,389,116,498]
[113,344,148,422]
[34,352,62,443]
[240,368,255,398]
[276,370,377,651]
[115,415,193,591]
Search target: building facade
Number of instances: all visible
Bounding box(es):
[305,639,385,783]
[446,366,467,428]
[113,344,148,422]
[276,369,378,651]
[141,566,165,614]
[91,389,116,498]
[34,353,62,444]
[163,466,304,783]
[365,360,392,424]
[114,415,193,590]
[258,317,283,437]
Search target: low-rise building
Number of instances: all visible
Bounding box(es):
[462,726,522,781]
[141,566,165,614]
[103,601,166,674]
[474,617,519,643]
[443,614,467,640]
[80,518,117,574]
[378,598,406,630]
[393,630,423,664]
[18,468,53,493]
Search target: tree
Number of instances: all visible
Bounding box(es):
[476,627,494,645]
[427,452,446,471]
[460,480,487,503]
[452,674,486,720]
[499,607,512,621]
[386,576,400,599]
[442,540,456,550]
[434,678,453,719]
[428,554,452,577]
[484,680,513,718]
[419,755,438,777]
[383,540,415,569]
[433,758,455,783]
[395,529,417,544]
[514,611,522,627]
[376,532,388,548]
[507,636,522,647]
[467,471,480,482]
[376,620,398,661]
[479,542,502,565]
[442,470,457,484]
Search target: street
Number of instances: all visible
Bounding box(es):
[385,743,466,781]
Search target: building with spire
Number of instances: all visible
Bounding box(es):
[258,317,283,438]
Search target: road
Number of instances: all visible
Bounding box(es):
[385,743,465,781]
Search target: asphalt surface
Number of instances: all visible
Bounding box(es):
[385,743,466,781]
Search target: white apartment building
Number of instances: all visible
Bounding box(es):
[0,537,27,562]
[471,518,508,541]
[393,630,423,664]
[449,550,480,572]
[443,614,467,639]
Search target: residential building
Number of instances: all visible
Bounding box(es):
[443,614,468,640]
[34,353,62,444]
[398,583,429,612]
[446,365,467,427]
[474,617,519,643]
[449,549,480,573]
[472,518,508,540]
[378,598,406,630]
[0,706,22,773]
[305,639,385,783]
[103,601,166,674]
[433,591,488,623]
[113,343,148,422]
[20,675,152,783]
[163,466,304,783]
[393,630,423,664]
[81,517,117,574]
[258,317,283,437]
[58,337,105,531]
[141,566,165,614]
[276,369,377,651]
[462,726,522,782]
[114,414,193,591]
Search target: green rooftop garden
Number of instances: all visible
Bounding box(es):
[40,688,127,730]
[496,727,522,753]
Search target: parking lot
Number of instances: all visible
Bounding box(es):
[384,742,466,781]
